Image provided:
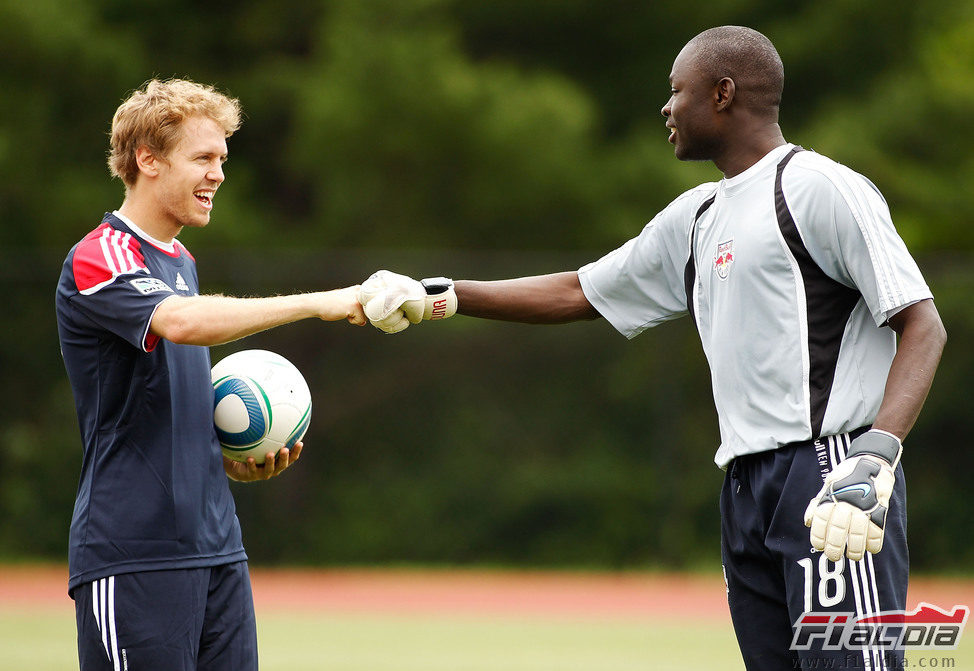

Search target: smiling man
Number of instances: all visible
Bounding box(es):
[56,79,366,671]
[356,27,946,670]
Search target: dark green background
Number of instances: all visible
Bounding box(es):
[2,0,971,571]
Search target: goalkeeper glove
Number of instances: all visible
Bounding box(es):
[804,430,902,562]
[358,270,457,334]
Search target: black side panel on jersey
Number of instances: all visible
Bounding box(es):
[775,147,862,438]
[684,192,717,325]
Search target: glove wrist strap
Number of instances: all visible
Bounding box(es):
[420,277,457,321]
[421,277,454,295]
[847,429,903,467]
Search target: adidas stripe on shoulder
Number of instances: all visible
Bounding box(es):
[73,223,151,295]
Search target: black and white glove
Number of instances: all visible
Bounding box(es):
[804,430,902,562]
[358,270,457,334]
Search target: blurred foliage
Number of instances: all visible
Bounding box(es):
[1,0,972,571]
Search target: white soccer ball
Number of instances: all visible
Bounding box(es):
[211,349,312,464]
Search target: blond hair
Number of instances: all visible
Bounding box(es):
[108,78,242,187]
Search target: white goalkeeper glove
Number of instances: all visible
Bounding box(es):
[804,430,902,562]
[358,270,457,334]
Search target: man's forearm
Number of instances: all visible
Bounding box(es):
[872,299,946,440]
[455,272,600,324]
[151,293,331,346]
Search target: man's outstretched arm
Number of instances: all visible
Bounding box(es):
[151,287,366,346]
[455,272,600,324]
[358,270,600,333]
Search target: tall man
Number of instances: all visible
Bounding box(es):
[56,78,365,671]
[357,27,946,669]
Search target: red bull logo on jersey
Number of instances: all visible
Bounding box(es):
[714,239,735,280]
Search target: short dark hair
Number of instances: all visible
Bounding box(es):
[687,26,784,116]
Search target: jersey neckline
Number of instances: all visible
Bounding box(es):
[111,211,182,257]
[719,144,796,198]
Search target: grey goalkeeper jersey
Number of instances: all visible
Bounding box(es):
[578,144,932,467]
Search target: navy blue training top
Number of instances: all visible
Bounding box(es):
[56,212,246,593]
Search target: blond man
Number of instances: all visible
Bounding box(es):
[56,78,364,670]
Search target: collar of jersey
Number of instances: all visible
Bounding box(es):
[111,210,179,256]
[719,143,796,198]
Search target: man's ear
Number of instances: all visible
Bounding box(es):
[134,145,161,178]
[715,77,736,111]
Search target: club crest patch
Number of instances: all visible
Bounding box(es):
[714,239,735,281]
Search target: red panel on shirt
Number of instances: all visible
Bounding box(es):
[73,223,148,293]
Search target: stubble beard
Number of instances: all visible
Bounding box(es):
[674,133,723,163]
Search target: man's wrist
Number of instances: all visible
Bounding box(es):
[847,429,903,467]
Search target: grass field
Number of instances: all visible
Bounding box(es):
[1,567,971,670]
[256,612,741,671]
[0,605,743,671]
